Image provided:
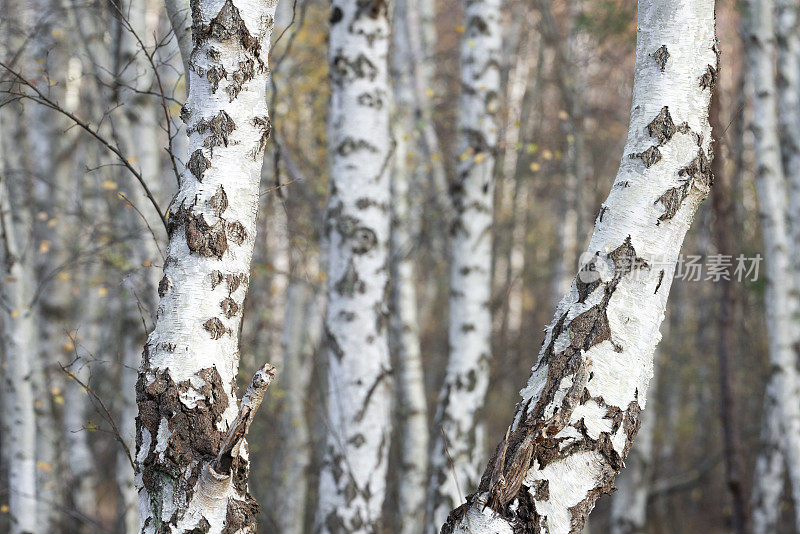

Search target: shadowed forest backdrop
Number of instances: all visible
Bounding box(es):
[0,0,796,532]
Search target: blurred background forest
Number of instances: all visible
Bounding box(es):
[0,0,789,532]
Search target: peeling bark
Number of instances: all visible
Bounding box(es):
[134,0,279,532]
[441,1,717,532]
[315,1,393,532]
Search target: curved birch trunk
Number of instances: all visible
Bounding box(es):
[315,1,393,531]
[441,1,717,532]
[745,0,800,530]
[390,1,429,530]
[426,1,502,530]
[134,0,279,531]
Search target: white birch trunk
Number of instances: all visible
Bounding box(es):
[441,1,717,532]
[426,1,502,530]
[0,118,38,534]
[135,0,279,531]
[315,1,393,531]
[390,1,429,529]
[745,0,800,530]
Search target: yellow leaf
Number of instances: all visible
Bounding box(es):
[63,341,74,353]
[98,287,108,297]
[58,272,69,282]
[102,180,118,190]
[39,240,51,253]
[37,211,48,221]
[542,149,553,160]
[1,504,9,513]
[36,461,52,472]
[10,309,20,319]
[142,260,152,268]
[425,87,434,98]
[53,395,64,406]
[529,162,541,172]
[456,25,466,34]
[51,387,61,396]
[47,218,57,227]
[473,153,486,164]
[558,110,570,120]
[127,156,138,164]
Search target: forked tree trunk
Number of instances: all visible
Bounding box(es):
[745,0,800,531]
[315,1,393,532]
[426,1,502,530]
[441,1,717,532]
[134,0,279,531]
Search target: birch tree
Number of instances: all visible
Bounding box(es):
[134,0,279,531]
[315,1,393,531]
[745,0,800,529]
[441,0,717,531]
[426,1,502,529]
[0,109,38,534]
[390,0,429,531]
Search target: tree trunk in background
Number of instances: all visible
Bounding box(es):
[551,0,585,303]
[710,87,751,534]
[751,387,784,534]
[608,347,661,534]
[134,0,279,530]
[426,1,502,530]
[114,0,167,529]
[315,0,393,531]
[390,1,429,531]
[0,107,38,534]
[271,280,324,534]
[744,0,800,531]
[24,1,65,527]
[441,1,717,532]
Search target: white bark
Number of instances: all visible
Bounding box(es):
[442,1,717,532]
[426,1,502,530]
[0,117,38,534]
[135,0,279,532]
[390,1,429,530]
[745,0,800,530]
[315,1,393,531]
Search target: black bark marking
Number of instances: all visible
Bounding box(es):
[206,65,227,93]
[700,64,718,90]
[331,54,378,83]
[330,6,343,24]
[652,45,670,71]
[203,317,227,339]
[208,185,228,216]
[226,221,247,246]
[226,58,256,102]
[630,145,662,168]
[655,185,688,222]
[647,106,676,145]
[337,137,379,156]
[654,269,665,294]
[249,116,272,159]
[210,270,224,289]
[195,110,236,151]
[158,275,172,298]
[220,297,239,318]
[188,149,212,181]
